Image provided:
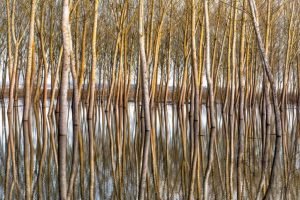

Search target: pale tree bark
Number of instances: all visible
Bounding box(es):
[138,0,152,199]
[248,0,283,199]
[188,0,201,199]
[48,47,63,116]
[37,3,49,199]
[22,0,37,199]
[88,0,99,199]
[281,2,295,108]
[106,4,127,111]
[229,0,237,198]
[88,0,99,120]
[164,11,172,104]
[256,0,272,199]
[59,0,72,199]
[223,5,233,113]
[67,21,80,200]
[237,0,246,199]
[6,0,13,80]
[149,4,166,106]
[179,14,190,106]
[5,0,21,197]
[203,0,217,199]
[63,3,83,199]
[280,4,295,196]
[23,0,36,121]
[78,18,87,99]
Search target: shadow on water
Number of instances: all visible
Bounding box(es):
[0,100,300,199]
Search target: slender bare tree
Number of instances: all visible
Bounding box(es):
[59,0,72,198]
[138,0,152,199]
[203,0,217,199]
[248,0,283,199]
[87,0,99,199]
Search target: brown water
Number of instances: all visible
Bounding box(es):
[1,100,300,199]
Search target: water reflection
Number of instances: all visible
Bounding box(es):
[1,100,300,199]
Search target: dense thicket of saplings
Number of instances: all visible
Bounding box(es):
[1,0,299,199]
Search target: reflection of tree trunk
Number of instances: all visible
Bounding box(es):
[150,108,160,199]
[33,103,41,157]
[163,106,170,199]
[23,121,32,200]
[38,100,48,200]
[179,106,188,198]
[5,134,12,200]
[105,112,119,199]
[225,113,230,199]
[78,126,85,199]
[248,0,283,199]
[87,119,95,200]
[27,113,34,187]
[122,108,129,199]
[214,137,225,196]
[189,55,195,198]
[38,5,48,198]
[114,107,122,197]
[49,116,58,170]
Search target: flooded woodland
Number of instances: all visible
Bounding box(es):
[1,0,300,199]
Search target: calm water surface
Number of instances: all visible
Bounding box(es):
[0,100,300,199]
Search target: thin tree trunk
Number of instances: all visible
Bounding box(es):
[37,4,48,199]
[203,0,217,199]
[188,0,201,199]
[228,0,237,198]
[138,0,152,199]
[22,1,37,199]
[23,0,36,121]
[48,47,63,116]
[256,0,272,198]
[237,0,246,199]
[87,1,98,199]
[248,0,283,199]
[59,0,72,198]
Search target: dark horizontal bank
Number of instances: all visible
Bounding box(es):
[1,86,300,106]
